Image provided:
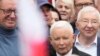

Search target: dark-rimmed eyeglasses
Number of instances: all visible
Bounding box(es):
[0,8,16,15]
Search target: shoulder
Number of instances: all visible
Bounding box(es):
[78,50,91,56]
[72,47,91,56]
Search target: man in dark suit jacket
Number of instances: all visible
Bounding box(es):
[49,46,90,56]
[49,21,90,56]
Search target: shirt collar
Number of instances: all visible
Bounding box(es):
[56,49,72,56]
[75,33,97,46]
[94,35,97,45]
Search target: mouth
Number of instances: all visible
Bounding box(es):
[85,30,93,33]
[60,12,67,15]
[45,18,49,21]
[4,17,16,24]
[59,47,66,50]
[6,17,16,21]
[45,17,51,22]
[60,14,67,16]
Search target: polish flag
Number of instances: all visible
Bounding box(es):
[17,0,48,56]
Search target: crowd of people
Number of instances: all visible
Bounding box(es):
[0,0,100,56]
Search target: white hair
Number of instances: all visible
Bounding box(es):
[55,0,75,19]
[55,0,74,6]
[50,21,73,35]
[77,6,100,22]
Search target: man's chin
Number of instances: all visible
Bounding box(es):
[61,16,69,21]
[6,25,16,29]
[84,34,95,38]
[58,50,68,55]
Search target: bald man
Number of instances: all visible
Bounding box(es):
[49,21,90,56]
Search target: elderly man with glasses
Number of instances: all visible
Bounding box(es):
[0,0,19,56]
[75,6,100,56]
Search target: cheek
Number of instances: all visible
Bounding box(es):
[50,41,59,50]
[94,25,100,31]
[66,40,74,46]
[57,8,62,12]
[0,13,4,18]
[66,41,74,50]
[0,14,5,22]
[69,10,72,16]
[78,24,85,30]
[52,41,59,47]
[52,41,61,47]
[66,9,71,13]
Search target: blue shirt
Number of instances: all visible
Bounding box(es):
[0,27,19,56]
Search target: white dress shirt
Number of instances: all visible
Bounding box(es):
[75,34,97,56]
[56,49,72,56]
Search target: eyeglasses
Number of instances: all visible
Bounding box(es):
[0,8,16,15]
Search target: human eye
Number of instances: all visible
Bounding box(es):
[54,37,60,41]
[63,37,68,40]
[58,5,63,8]
[5,9,11,14]
[65,6,69,9]
[82,20,88,22]
[92,20,98,23]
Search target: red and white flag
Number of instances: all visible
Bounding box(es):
[17,0,48,56]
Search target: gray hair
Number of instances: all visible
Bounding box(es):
[77,6,100,22]
[55,0,75,19]
[50,21,73,35]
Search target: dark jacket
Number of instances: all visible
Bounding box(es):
[97,37,100,56]
[72,47,91,56]
[49,46,91,56]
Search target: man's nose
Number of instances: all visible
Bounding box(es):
[59,39,64,45]
[61,7,66,11]
[10,12,16,18]
[87,22,93,27]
